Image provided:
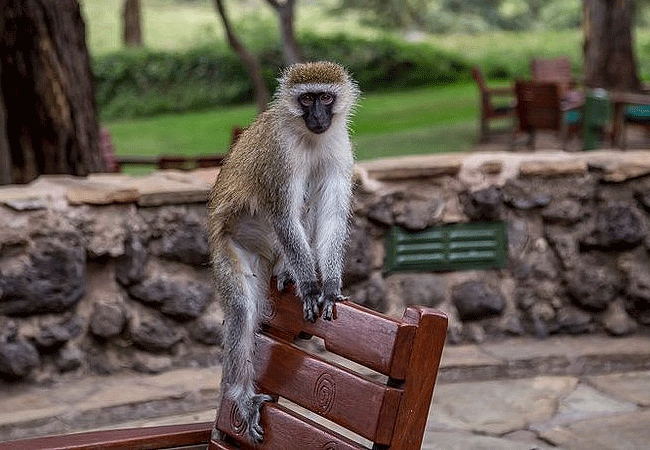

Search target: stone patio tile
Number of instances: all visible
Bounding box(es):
[422,430,558,450]
[428,375,577,435]
[531,383,638,432]
[479,335,650,375]
[586,371,650,406]
[540,409,650,450]
[439,344,503,369]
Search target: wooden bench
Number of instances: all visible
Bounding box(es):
[0,286,447,450]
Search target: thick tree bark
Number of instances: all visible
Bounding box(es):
[122,0,143,48]
[265,0,302,66]
[0,0,10,185]
[0,0,103,185]
[583,0,640,91]
[213,0,270,113]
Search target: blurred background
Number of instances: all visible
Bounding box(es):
[81,0,650,166]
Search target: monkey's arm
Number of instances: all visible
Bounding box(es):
[315,169,353,319]
[273,213,321,322]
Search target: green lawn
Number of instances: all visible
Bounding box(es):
[105,83,485,164]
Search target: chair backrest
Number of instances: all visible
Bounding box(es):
[530,56,573,95]
[471,66,488,92]
[514,80,563,132]
[210,285,448,450]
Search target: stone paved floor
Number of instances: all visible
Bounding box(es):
[1,335,650,449]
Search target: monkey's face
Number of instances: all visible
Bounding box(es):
[298,92,336,134]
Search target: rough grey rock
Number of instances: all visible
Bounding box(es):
[602,299,638,336]
[114,236,148,287]
[541,199,583,225]
[128,275,212,321]
[90,302,127,339]
[55,343,84,373]
[502,179,551,210]
[344,272,387,312]
[0,237,85,315]
[189,315,223,346]
[0,338,39,380]
[385,273,446,308]
[565,259,620,311]
[365,191,443,230]
[452,280,505,321]
[343,217,376,286]
[552,306,594,334]
[634,188,650,212]
[583,203,647,250]
[156,220,209,266]
[129,313,182,352]
[459,186,503,221]
[33,315,83,353]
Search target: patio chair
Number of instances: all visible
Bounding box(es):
[513,80,582,150]
[530,56,576,98]
[471,67,515,142]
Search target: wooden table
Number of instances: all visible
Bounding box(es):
[608,91,650,148]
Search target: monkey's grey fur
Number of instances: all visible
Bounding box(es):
[208,61,359,443]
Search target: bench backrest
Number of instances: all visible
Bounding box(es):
[210,286,448,450]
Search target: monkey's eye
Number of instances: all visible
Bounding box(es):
[298,93,313,107]
[320,93,335,105]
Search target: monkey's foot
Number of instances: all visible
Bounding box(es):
[299,281,321,322]
[276,271,294,292]
[246,393,274,443]
[320,293,347,320]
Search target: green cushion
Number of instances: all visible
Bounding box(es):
[625,105,650,124]
[564,110,582,125]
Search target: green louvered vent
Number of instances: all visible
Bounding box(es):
[386,222,507,272]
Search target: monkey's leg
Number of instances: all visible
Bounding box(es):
[214,242,273,443]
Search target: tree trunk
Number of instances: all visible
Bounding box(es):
[122,0,143,48]
[583,0,640,91]
[0,0,11,185]
[0,0,103,185]
[265,0,302,65]
[213,0,270,113]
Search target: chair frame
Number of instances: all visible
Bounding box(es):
[471,67,515,142]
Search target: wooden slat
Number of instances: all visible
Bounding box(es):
[253,333,401,444]
[216,400,368,450]
[265,286,416,379]
[0,422,213,450]
[389,307,448,450]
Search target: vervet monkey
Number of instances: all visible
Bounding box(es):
[208,61,359,443]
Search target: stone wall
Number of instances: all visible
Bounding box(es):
[1,150,650,382]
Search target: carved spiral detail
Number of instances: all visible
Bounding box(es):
[313,373,336,414]
[322,441,338,450]
[229,403,246,436]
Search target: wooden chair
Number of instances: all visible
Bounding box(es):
[471,67,515,142]
[530,56,575,98]
[0,286,448,450]
[513,80,582,150]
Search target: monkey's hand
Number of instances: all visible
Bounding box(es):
[247,393,274,443]
[276,271,294,292]
[299,280,321,322]
[320,281,347,321]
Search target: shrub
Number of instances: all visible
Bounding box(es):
[93,34,471,119]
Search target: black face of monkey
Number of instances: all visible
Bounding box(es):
[298,92,336,134]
